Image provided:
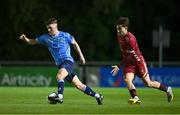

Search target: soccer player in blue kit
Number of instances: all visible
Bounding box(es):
[19,18,103,105]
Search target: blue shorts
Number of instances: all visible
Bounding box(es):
[58,60,76,82]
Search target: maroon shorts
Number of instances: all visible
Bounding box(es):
[123,61,148,78]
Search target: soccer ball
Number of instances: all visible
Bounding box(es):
[47,92,58,104]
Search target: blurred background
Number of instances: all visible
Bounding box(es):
[0,0,180,87]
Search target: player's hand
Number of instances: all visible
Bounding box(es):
[19,34,26,41]
[111,65,119,76]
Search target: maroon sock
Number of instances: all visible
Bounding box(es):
[129,89,137,98]
[159,84,168,92]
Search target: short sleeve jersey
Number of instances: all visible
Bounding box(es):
[117,32,144,66]
[36,31,74,65]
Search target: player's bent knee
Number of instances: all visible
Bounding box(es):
[124,78,131,83]
[124,78,128,82]
[56,74,64,80]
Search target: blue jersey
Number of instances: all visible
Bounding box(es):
[36,31,74,65]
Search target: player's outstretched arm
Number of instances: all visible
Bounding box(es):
[71,38,85,65]
[19,34,38,45]
[111,65,120,76]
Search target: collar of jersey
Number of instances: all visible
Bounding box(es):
[49,31,60,38]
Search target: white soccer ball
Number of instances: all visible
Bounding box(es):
[47,92,58,104]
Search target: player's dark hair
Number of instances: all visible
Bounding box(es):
[45,18,58,26]
[116,17,129,27]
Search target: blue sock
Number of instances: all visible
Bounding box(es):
[83,86,96,97]
[57,80,64,95]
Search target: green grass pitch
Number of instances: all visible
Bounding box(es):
[0,87,179,114]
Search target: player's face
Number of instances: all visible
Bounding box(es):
[46,23,58,35]
[116,25,128,36]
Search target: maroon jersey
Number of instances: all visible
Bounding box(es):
[117,32,148,77]
[117,32,144,66]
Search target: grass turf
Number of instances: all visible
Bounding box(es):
[0,87,179,114]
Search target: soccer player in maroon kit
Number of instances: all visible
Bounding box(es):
[111,17,173,104]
